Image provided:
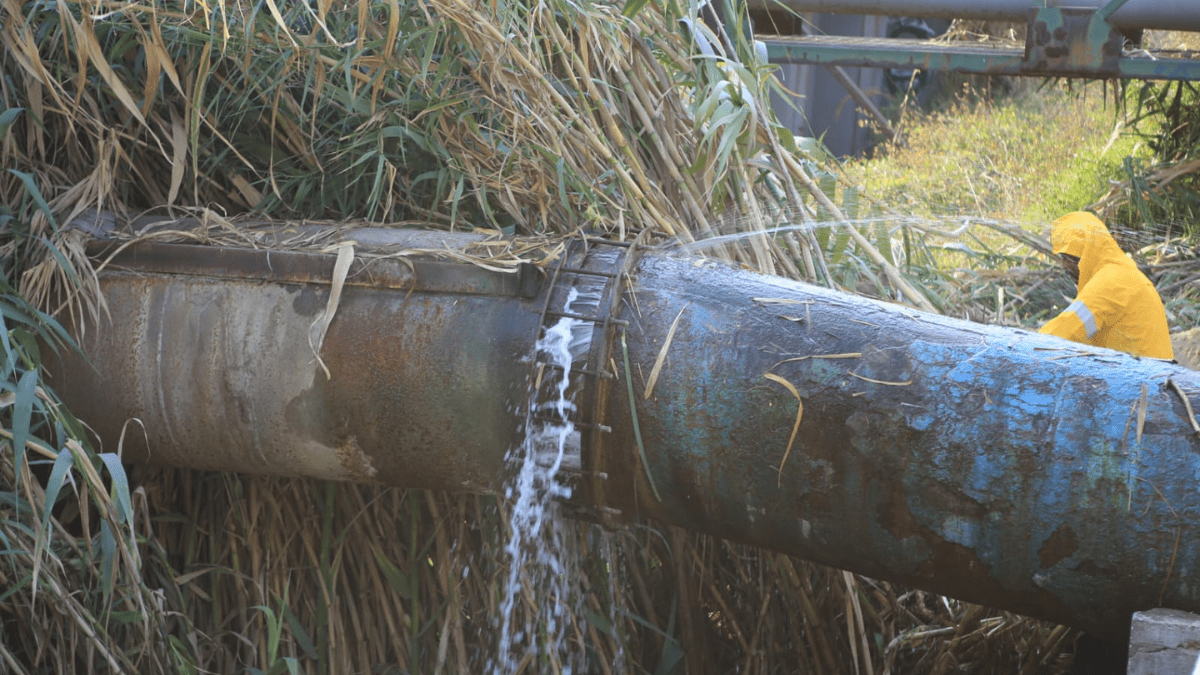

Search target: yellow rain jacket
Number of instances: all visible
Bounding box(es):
[1038,212,1174,359]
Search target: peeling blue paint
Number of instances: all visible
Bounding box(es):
[596,254,1200,638]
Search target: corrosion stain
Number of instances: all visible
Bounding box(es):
[794,485,832,515]
[879,482,1078,627]
[1032,23,1051,47]
[284,386,334,446]
[924,482,986,519]
[1075,559,1121,581]
[917,539,989,581]
[919,538,1077,626]
[1038,524,1079,568]
[879,484,921,540]
[337,435,379,482]
[291,285,326,316]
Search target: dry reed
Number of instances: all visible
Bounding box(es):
[0,0,1107,673]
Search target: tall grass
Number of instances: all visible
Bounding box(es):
[843,82,1142,225]
[1090,32,1200,238]
[2,1,1195,673]
[0,116,193,673]
[841,74,1199,332]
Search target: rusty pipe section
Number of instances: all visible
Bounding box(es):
[585,252,1200,639]
[50,230,546,493]
[50,231,1200,638]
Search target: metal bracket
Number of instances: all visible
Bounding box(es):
[1023,2,1127,77]
[760,0,1200,81]
[530,231,655,529]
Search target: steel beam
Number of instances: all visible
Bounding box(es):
[746,0,1200,32]
[756,0,1200,81]
[762,35,1200,81]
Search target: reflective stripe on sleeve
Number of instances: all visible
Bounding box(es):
[1066,299,1098,339]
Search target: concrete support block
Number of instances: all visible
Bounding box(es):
[1129,608,1200,675]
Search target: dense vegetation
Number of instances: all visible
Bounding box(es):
[1,1,1196,672]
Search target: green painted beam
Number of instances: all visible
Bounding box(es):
[744,0,1200,32]
[763,35,1200,81]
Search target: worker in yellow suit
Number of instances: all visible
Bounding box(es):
[1038,211,1174,360]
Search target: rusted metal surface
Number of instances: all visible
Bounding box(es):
[589,253,1200,639]
[1023,6,1124,77]
[90,241,540,297]
[51,232,543,492]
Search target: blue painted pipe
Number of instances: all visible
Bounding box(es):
[586,251,1200,639]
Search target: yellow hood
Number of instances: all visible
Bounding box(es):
[1050,211,1138,289]
[1042,211,1174,360]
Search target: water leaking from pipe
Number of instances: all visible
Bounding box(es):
[494,287,599,674]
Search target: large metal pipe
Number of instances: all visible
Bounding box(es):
[745,0,1200,32]
[589,250,1200,640]
[51,231,1200,639]
[52,230,545,493]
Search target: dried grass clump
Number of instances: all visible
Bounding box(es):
[134,466,1084,675]
[2,0,811,275]
[0,0,1095,673]
[1088,64,1200,238]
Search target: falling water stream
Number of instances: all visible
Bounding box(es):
[485,217,929,672]
[493,286,602,674]
[486,215,1028,672]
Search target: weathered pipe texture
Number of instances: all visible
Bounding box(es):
[51,233,543,493]
[592,253,1200,640]
[50,232,1200,640]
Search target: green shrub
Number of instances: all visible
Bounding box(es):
[844,82,1143,226]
